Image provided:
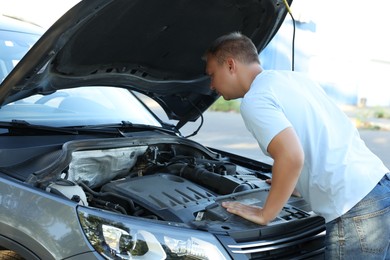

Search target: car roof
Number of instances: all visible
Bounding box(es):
[0,14,44,35]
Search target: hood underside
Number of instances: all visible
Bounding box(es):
[0,0,291,127]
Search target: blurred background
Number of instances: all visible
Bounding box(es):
[262,0,390,107]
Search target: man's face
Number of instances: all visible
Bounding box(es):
[205,55,237,100]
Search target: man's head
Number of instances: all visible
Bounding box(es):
[204,32,260,66]
[204,32,261,100]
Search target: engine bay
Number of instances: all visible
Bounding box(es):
[20,136,315,232]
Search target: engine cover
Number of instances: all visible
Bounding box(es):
[102,172,313,231]
[102,173,216,223]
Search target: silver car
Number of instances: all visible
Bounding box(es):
[0,1,325,259]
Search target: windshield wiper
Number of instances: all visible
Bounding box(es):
[0,120,179,136]
[2,120,80,134]
[1,120,120,135]
[79,121,180,136]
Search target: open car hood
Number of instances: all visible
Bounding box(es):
[0,0,291,128]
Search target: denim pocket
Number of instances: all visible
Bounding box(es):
[353,206,390,254]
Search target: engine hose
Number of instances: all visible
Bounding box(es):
[78,182,136,212]
[91,198,127,215]
[167,163,223,186]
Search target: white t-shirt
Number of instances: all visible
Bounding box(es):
[240,70,389,222]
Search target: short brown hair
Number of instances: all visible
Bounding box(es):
[204,32,260,65]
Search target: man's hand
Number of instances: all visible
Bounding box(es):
[221,201,271,225]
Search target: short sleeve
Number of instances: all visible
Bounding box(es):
[240,90,292,156]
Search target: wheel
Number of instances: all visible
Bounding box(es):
[0,250,24,260]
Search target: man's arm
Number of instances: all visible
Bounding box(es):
[222,127,304,225]
[261,126,304,222]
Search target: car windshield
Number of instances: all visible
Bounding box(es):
[0,86,162,127]
[0,28,40,83]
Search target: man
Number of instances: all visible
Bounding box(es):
[204,32,390,259]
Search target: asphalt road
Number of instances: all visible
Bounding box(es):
[183,111,390,169]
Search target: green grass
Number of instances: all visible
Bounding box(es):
[356,106,390,120]
[354,106,390,130]
[208,99,390,130]
[208,97,240,112]
[372,107,390,119]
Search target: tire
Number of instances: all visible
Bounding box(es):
[0,250,24,260]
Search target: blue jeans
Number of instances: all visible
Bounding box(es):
[325,173,390,259]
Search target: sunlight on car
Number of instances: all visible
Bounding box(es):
[0,87,162,127]
[0,19,41,82]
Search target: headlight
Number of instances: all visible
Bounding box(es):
[78,207,230,259]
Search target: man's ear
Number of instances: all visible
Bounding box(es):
[226,58,236,73]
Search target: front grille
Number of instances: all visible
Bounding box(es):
[217,217,326,259]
